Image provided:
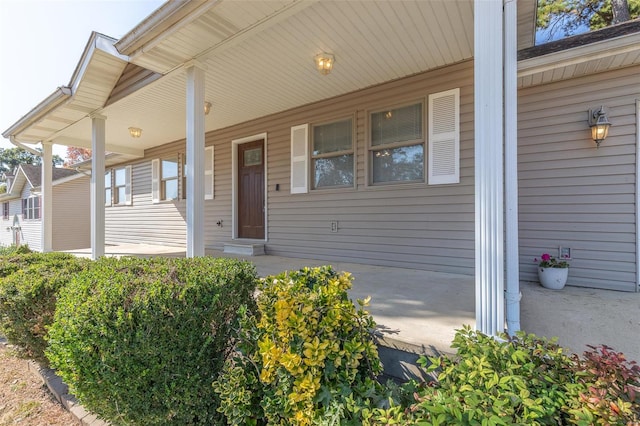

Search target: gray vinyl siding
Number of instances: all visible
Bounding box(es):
[518,64,640,292]
[104,60,475,274]
[52,176,91,251]
[105,156,186,247]
[19,184,42,251]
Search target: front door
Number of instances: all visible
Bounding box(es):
[238,140,265,239]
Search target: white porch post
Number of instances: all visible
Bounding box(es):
[185,60,206,258]
[504,0,521,335]
[474,0,505,336]
[40,142,53,252]
[90,113,106,260]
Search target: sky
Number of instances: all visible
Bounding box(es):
[0,0,166,160]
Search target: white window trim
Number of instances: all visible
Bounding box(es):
[113,166,133,206]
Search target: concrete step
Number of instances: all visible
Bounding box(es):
[223,243,265,256]
[375,334,445,382]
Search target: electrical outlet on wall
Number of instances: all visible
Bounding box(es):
[559,246,571,259]
[330,220,338,233]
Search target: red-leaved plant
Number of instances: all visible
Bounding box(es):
[568,344,640,425]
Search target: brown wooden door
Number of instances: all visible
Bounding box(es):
[238,140,265,239]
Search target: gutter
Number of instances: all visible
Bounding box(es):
[2,86,72,141]
[115,1,218,58]
[8,136,40,157]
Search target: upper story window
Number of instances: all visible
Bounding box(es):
[105,170,112,206]
[2,202,8,220]
[311,118,354,189]
[370,102,424,184]
[161,159,179,201]
[22,196,40,220]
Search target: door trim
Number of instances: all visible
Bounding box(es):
[232,133,268,241]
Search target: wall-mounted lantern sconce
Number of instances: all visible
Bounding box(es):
[588,106,611,148]
[204,101,212,115]
[314,52,335,75]
[128,127,142,138]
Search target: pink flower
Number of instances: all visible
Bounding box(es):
[541,253,551,261]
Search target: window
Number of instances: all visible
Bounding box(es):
[22,197,40,220]
[2,202,8,220]
[311,119,354,188]
[161,158,179,201]
[370,102,424,184]
[105,170,112,206]
[113,167,127,205]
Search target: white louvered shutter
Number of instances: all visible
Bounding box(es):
[125,165,132,205]
[204,146,214,200]
[428,88,460,185]
[290,124,309,194]
[151,159,160,203]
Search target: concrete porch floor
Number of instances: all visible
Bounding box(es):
[65,243,640,364]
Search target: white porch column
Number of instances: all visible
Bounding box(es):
[90,113,106,260]
[185,60,206,258]
[40,142,53,252]
[504,0,521,335]
[474,0,505,336]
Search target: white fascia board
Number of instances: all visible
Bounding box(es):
[115,0,219,57]
[69,32,127,95]
[2,87,72,139]
[518,32,640,77]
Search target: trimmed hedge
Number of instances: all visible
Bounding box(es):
[0,251,88,364]
[46,256,258,426]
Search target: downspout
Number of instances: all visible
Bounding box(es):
[9,136,41,157]
[504,0,521,335]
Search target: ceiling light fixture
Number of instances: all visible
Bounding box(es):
[128,127,142,138]
[314,52,335,76]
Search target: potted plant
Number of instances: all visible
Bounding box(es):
[535,253,569,290]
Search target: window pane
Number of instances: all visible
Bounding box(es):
[105,171,111,188]
[116,187,126,204]
[162,159,178,179]
[313,119,352,155]
[243,148,262,166]
[164,179,178,200]
[314,154,354,188]
[371,103,422,147]
[372,144,424,183]
[115,168,126,186]
[105,188,112,205]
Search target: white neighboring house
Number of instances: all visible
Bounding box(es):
[0,164,90,251]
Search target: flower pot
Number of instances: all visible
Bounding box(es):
[537,267,568,290]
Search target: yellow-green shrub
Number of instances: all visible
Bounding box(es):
[215,266,383,425]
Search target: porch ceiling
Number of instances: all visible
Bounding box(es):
[5,0,538,154]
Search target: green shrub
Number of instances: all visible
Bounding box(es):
[369,326,577,425]
[46,256,258,426]
[0,251,87,364]
[566,345,640,425]
[0,244,31,256]
[214,266,383,426]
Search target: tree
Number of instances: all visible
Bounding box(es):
[537,0,640,40]
[0,147,64,177]
[63,146,92,167]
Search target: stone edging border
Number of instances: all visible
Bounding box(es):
[27,360,110,426]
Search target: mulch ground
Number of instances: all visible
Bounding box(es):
[0,340,77,425]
